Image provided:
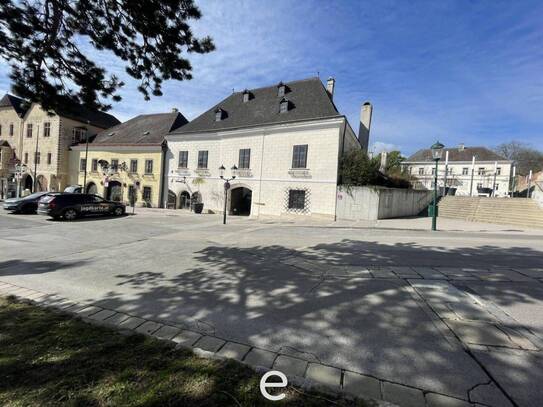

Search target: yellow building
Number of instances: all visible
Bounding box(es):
[69,111,187,208]
[0,93,119,198]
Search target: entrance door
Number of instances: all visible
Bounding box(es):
[107,181,122,202]
[86,182,98,195]
[167,190,177,209]
[230,187,252,216]
[24,175,33,193]
[179,191,191,209]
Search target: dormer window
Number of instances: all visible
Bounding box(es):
[279,97,290,113]
[277,82,286,97]
[242,90,251,103]
[215,108,225,122]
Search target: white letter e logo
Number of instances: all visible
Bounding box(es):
[260,370,288,401]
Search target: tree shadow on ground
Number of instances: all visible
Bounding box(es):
[0,298,357,407]
[85,240,543,400]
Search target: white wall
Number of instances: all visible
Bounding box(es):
[336,186,433,220]
[165,118,348,219]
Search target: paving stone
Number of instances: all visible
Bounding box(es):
[382,382,425,407]
[469,382,513,407]
[172,330,202,347]
[193,336,225,353]
[370,269,398,279]
[426,393,474,407]
[342,371,381,400]
[76,306,103,317]
[411,267,447,279]
[217,342,251,361]
[25,291,47,300]
[66,303,95,314]
[273,355,308,377]
[446,301,497,322]
[135,321,162,335]
[390,266,421,278]
[118,316,146,330]
[152,325,181,341]
[447,320,536,349]
[88,309,117,321]
[243,348,277,368]
[102,312,131,326]
[305,363,341,388]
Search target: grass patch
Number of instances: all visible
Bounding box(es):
[0,296,368,406]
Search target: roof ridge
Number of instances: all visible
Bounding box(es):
[233,76,321,95]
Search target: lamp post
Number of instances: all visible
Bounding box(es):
[219,164,237,225]
[430,141,444,231]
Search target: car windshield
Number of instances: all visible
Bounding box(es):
[23,192,46,200]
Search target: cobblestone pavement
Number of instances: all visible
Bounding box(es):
[1,211,542,406]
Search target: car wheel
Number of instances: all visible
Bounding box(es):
[114,206,125,216]
[63,208,78,221]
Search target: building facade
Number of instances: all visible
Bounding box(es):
[69,111,187,208]
[403,145,513,197]
[0,93,119,198]
[165,77,364,219]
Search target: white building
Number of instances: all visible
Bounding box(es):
[165,77,368,219]
[403,144,513,197]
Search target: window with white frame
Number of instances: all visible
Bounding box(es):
[418,167,424,175]
[145,159,153,174]
[43,122,51,137]
[178,151,188,168]
[238,148,250,169]
[130,159,138,173]
[292,145,308,169]
[197,151,208,169]
[462,167,469,175]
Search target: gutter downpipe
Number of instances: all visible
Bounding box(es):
[335,119,348,221]
[160,141,168,208]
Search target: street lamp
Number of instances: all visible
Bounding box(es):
[430,141,444,231]
[219,164,237,225]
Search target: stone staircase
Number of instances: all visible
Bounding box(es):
[437,196,543,229]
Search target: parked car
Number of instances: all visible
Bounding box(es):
[64,185,82,193]
[38,193,126,221]
[3,191,50,214]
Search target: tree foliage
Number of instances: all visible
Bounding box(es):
[339,150,381,186]
[0,0,214,112]
[495,141,543,175]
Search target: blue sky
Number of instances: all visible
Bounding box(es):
[1,0,542,156]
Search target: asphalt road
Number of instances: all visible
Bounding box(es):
[1,210,542,406]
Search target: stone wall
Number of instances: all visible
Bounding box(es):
[336,185,433,220]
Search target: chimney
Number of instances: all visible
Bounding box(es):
[358,102,373,152]
[458,143,465,151]
[326,77,335,99]
[172,107,178,113]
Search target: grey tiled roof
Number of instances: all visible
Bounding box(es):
[0,94,28,117]
[172,77,341,134]
[92,112,188,145]
[406,146,509,162]
[56,105,120,129]
[0,93,120,128]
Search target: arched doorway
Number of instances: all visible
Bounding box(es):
[23,174,33,193]
[167,190,177,209]
[36,175,48,191]
[230,187,252,216]
[86,182,98,195]
[179,191,191,209]
[49,175,60,192]
[106,181,122,202]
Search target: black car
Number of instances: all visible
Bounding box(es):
[38,193,126,220]
[3,191,50,214]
